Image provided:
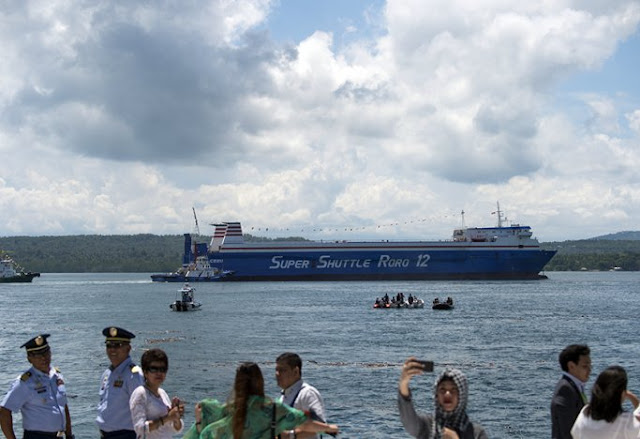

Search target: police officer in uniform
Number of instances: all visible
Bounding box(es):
[0,334,74,439]
[96,327,144,439]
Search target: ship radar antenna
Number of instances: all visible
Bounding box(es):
[460,210,465,228]
[192,207,200,236]
[492,201,505,228]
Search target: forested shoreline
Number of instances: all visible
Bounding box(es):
[1,234,640,273]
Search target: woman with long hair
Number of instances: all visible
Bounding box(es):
[571,365,640,438]
[184,362,339,439]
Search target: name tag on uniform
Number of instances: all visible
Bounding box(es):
[114,379,124,388]
[36,386,47,394]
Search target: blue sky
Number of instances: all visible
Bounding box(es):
[267,0,386,45]
[560,32,640,98]
[1,0,640,241]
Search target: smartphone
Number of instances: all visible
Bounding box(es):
[416,360,434,372]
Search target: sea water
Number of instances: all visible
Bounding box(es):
[1,272,639,438]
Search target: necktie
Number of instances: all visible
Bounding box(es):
[580,386,588,404]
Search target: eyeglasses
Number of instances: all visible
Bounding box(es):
[146,366,168,373]
[106,342,127,349]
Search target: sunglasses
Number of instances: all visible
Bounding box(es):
[146,366,168,373]
[105,342,127,349]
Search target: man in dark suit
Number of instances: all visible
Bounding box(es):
[551,344,591,439]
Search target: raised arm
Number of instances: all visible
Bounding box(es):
[399,357,427,397]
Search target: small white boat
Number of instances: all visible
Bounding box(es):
[169,284,202,311]
[406,298,425,308]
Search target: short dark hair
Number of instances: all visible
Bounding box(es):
[141,348,168,371]
[585,365,627,422]
[559,344,590,372]
[276,352,302,373]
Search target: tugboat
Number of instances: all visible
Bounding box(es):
[432,297,454,310]
[169,283,202,311]
[152,255,234,282]
[1,256,40,283]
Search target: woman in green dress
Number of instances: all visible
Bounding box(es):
[184,362,339,439]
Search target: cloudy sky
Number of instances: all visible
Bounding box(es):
[1,0,639,242]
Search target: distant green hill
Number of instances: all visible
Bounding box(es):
[590,231,640,240]
[2,233,640,272]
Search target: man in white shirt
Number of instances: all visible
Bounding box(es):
[276,352,328,439]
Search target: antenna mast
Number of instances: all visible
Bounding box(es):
[494,202,504,227]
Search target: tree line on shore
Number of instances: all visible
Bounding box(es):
[1,234,639,273]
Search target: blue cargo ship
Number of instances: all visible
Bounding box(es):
[151,207,556,282]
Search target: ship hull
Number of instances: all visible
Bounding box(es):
[151,274,224,282]
[152,217,557,282]
[207,246,556,281]
[0,273,40,283]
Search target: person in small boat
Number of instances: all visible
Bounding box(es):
[408,294,414,305]
[446,297,453,305]
[570,365,640,438]
[433,298,440,305]
[398,357,488,439]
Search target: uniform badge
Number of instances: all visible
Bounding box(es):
[110,327,118,337]
[114,379,124,388]
[35,336,44,346]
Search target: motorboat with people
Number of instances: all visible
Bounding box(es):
[432,296,454,310]
[169,283,202,311]
[373,293,424,309]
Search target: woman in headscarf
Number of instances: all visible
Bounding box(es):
[183,362,339,439]
[398,357,488,439]
[570,365,640,438]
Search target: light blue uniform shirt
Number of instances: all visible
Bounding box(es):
[0,366,68,432]
[96,356,144,432]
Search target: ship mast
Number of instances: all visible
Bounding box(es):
[493,202,505,227]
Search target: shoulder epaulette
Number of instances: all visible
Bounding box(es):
[130,365,141,373]
[20,371,32,381]
[54,366,61,373]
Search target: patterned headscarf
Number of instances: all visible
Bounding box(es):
[431,368,471,439]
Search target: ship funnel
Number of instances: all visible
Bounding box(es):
[210,223,228,251]
[222,222,244,245]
